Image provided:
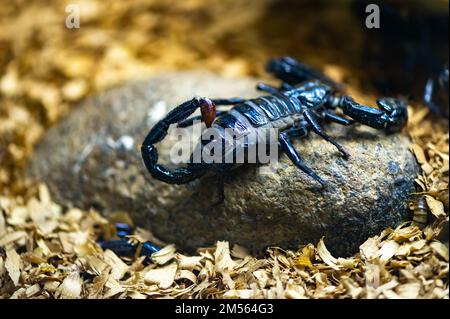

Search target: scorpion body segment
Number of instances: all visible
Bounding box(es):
[141,57,408,201]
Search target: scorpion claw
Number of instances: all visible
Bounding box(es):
[376,97,408,133]
[339,96,408,133]
[266,56,345,91]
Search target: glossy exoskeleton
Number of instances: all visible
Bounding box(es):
[141,56,408,202]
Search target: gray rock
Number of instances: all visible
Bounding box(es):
[27,72,419,256]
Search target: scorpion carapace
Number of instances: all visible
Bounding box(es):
[141,56,408,201]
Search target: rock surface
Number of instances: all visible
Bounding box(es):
[27,72,419,256]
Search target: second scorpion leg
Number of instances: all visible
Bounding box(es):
[322,110,355,126]
[303,109,350,159]
[256,83,280,94]
[279,131,326,187]
[256,82,295,94]
[211,97,246,105]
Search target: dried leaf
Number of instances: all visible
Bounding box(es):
[0,211,5,236]
[284,281,306,299]
[295,255,314,269]
[231,244,249,259]
[26,284,41,298]
[412,144,427,164]
[151,244,176,265]
[389,225,422,242]
[396,282,421,299]
[144,262,177,289]
[253,270,269,288]
[5,249,21,286]
[175,269,197,283]
[55,272,82,299]
[360,237,379,261]
[395,240,427,257]
[103,249,129,280]
[425,195,446,219]
[317,238,340,270]
[177,254,203,271]
[377,240,399,264]
[215,241,237,273]
[337,257,359,269]
[430,241,449,261]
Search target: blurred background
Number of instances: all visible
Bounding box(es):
[0,0,448,193]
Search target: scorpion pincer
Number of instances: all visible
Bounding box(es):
[141,56,408,202]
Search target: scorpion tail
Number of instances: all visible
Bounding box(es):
[141,97,212,184]
[141,144,206,184]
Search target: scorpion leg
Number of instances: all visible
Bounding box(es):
[114,223,134,237]
[266,56,344,90]
[281,83,295,91]
[211,97,246,105]
[303,109,350,159]
[257,82,295,94]
[256,83,280,94]
[279,131,326,187]
[322,110,355,126]
[100,238,160,262]
[287,121,308,138]
[141,98,212,184]
[98,223,161,262]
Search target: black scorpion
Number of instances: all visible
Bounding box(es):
[141,57,408,202]
[104,57,409,259]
